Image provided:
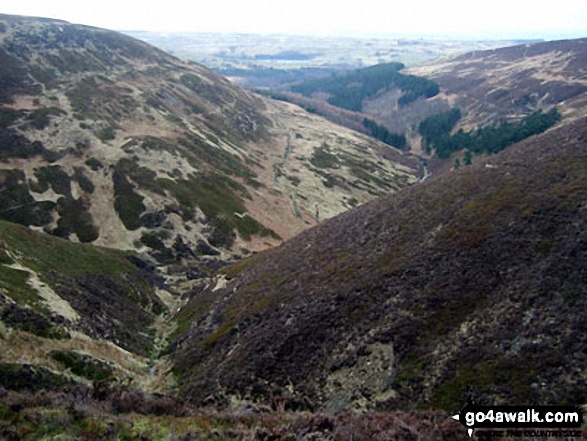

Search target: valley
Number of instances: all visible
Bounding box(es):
[0,12,586,440]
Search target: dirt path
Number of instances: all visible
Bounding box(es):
[272,133,304,220]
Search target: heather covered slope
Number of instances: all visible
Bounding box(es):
[407,38,587,129]
[0,14,420,269]
[399,38,587,155]
[172,117,587,412]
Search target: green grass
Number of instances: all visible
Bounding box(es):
[430,357,540,411]
[180,135,257,180]
[0,220,158,348]
[171,285,222,342]
[219,254,260,279]
[0,265,42,309]
[0,249,13,265]
[50,351,113,381]
[202,320,236,349]
[114,136,278,247]
[396,353,426,389]
[0,402,12,421]
[0,220,144,279]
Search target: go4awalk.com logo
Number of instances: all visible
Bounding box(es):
[452,401,584,438]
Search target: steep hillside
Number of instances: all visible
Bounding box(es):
[407,38,587,130]
[398,38,587,156]
[0,219,167,392]
[0,14,421,273]
[172,117,587,413]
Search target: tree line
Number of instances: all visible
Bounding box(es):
[363,118,407,150]
[290,62,439,112]
[419,108,561,159]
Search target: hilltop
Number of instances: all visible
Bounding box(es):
[399,38,587,157]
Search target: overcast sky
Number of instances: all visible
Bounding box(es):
[2,0,587,39]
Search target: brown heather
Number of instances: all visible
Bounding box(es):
[173,118,587,413]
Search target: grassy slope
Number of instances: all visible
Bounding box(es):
[0,219,164,383]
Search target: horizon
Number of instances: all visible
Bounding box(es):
[2,1,587,41]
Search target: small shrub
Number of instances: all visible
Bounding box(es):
[31,165,72,196]
[1,305,70,339]
[25,107,65,130]
[0,107,22,128]
[74,168,95,194]
[0,364,73,392]
[50,351,113,382]
[54,197,99,243]
[94,125,116,142]
[0,169,55,226]
[113,162,146,231]
[179,73,202,91]
[85,157,103,171]
[309,144,341,169]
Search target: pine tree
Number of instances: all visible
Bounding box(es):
[464,150,472,165]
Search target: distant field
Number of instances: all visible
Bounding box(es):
[124,31,537,87]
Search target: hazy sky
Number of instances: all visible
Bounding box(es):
[2,0,587,39]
